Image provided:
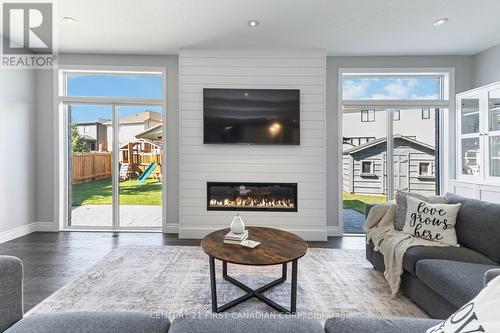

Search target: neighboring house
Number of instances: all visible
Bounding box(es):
[343,108,436,147]
[104,110,162,149]
[75,119,109,151]
[343,135,436,195]
[135,123,162,147]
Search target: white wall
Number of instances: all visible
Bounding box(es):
[326,55,474,228]
[473,43,500,88]
[0,69,36,241]
[34,54,180,230]
[179,49,327,240]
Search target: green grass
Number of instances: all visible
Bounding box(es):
[343,192,386,213]
[72,178,162,206]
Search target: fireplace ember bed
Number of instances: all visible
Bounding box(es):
[207,182,298,212]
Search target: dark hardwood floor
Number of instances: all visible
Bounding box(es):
[0,232,365,311]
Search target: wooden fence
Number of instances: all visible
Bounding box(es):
[72,152,112,184]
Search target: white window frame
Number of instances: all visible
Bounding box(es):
[337,67,455,236]
[55,66,167,233]
[393,109,401,121]
[422,108,431,119]
[361,160,375,175]
[361,109,375,122]
[418,161,434,177]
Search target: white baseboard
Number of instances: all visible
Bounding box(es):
[0,222,58,244]
[163,223,179,234]
[179,227,327,241]
[0,223,37,244]
[326,226,342,237]
[34,221,59,232]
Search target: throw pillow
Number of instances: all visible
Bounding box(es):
[426,276,500,333]
[394,191,447,231]
[402,196,461,246]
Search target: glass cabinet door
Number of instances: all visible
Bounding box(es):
[459,96,481,177]
[487,88,500,178]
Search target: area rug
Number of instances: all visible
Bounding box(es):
[28,246,427,319]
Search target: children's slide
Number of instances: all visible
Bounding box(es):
[137,162,158,184]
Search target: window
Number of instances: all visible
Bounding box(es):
[419,162,433,176]
[361,161,374,174]
[343,76,442,100]
[422,108,430,119]
[83,125,90,133]
[361,109,375,122]
[393,109,400,121]
[66,74,162,99]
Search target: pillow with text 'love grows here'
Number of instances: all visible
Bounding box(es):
[403,196,461,246]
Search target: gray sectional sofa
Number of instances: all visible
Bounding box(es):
[366,192,500,319]
[2,192,500,332]
[3,257,498,333]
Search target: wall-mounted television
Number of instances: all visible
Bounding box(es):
[203,88,300,145]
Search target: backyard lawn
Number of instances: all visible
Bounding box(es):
[72,178,162,206]
[343,192,386,213]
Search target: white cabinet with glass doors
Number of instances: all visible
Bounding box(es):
[456,81,500,183]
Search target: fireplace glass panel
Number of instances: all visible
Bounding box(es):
[207,182,297,212]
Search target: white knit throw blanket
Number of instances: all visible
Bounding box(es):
[364,203,447,296]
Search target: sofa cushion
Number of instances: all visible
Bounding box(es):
[402,245,497,275]
[415,259,499,308]
[169,316,324,333]
[325,316,442,333]
[5,312,170,333]
[445,193,500,263]
[425,275,500,333]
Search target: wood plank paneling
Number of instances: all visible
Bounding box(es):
[179,49,326,240]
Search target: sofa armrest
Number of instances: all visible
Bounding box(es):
[0,256,23,333]
[485,268,500,286]
[365,203,377,217]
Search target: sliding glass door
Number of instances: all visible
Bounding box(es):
[68,104,113,227]
[118,106,163,228]
[60,69,165,230]
[342,106,440,234]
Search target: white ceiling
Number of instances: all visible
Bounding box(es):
[58,0,500,56]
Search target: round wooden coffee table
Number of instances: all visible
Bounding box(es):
[201,226,308,314]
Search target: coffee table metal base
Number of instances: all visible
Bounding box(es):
[209,256,298,314]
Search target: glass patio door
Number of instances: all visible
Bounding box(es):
[68,104,114,228]
[66,103,163,230]
[118,106,163,228]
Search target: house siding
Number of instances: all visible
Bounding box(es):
[343,138,436,195]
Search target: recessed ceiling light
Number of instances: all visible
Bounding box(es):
[63,16,77,23]
[247,20,259,28]
[433,17,448,26]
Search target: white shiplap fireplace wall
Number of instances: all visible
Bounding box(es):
[179,49,327,241]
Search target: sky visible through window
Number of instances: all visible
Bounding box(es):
[67,74,162,123]
[342,76,441,100]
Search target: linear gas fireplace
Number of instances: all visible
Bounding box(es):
[207,182,298,212]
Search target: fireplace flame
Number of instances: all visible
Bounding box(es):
[209,197,295,209]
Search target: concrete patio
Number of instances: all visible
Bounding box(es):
[71,205,162,228]
[343,208,365,234]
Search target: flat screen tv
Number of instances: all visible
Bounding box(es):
[203,88,300,145]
